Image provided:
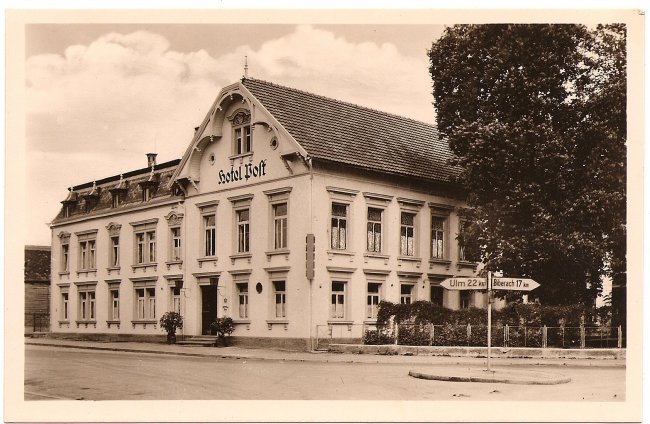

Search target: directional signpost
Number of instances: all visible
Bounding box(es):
[441,272,540,372]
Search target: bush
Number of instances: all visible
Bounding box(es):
[210,317,234,339]
[160,311,183,344]
[363,329,393,345]
[368,300,615,347]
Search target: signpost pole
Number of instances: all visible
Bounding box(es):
[487,271,492,372]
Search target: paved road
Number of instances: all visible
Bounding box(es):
[25,345,624,401]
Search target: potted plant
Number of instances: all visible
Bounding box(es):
[160,311,183,344]
[210,317,235,347]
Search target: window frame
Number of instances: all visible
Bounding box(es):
[460,290,472,309]
[330,281,347,320]
[400,211,416,257]
[61,243,70,273]
[366,282,382,319]
[133,284,157,321]
[366,207,383,253]
[131,219,158,266]
[272,202,288,250]
[273,280,287,319]
[77,286,97,322]
[236,282,249,319]
[76,231,98,271]
[229,109,253,156]
[400,283,414,305]
[110,235,120,268]
[330,202,349,250]
[236,208,251,254]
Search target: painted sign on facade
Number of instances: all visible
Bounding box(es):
[218,159,267,185]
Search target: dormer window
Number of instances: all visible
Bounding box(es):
[110,175,128,208]
[82,182,100,213]
[138,169,158,202]
[61,188,78,218]
[229,109,252,156]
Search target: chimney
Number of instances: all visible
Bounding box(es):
[146,153,157,168]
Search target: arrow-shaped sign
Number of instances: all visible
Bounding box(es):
[440,277,487,290]
[491,278,539,291]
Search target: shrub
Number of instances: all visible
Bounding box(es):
[363,329,393,345]
[159,311,183,344]
[210,317,235,339]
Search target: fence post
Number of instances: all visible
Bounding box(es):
[430,324,434,346]
[504,324,509,347]
[329,325,333,347]
[466,323,471,346]
[524,326,527,347]
[542,325,547,349]
[580,325,585,349]
[617,325,622,349]
[394,321,399,345]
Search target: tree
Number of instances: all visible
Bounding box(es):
[428,24,626,306]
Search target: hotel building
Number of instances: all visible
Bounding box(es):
[50,78,481,349]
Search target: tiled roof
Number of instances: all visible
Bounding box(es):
[242,78,461,184]
[25,246,51,282]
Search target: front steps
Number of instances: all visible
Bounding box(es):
[176,335,218,347]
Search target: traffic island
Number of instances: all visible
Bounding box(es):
[409,367,571,385]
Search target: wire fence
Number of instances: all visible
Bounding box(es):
[315,322,624,350]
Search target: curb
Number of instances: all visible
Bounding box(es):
[25,341,274,362]
[408,369,572,385]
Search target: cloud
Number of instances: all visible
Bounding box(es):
[25,25,436,244]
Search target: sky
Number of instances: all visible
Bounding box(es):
[24,23,446,246]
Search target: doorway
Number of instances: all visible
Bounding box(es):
[201,285,218,335]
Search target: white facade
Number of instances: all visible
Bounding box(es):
[50,79,483,350]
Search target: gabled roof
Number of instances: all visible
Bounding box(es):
[242,78,461,184]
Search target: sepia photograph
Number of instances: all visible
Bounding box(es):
[5,6,644,423]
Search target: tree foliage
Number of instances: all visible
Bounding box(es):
[428,24,626,305]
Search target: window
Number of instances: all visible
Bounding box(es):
[400,212,416,256]
[234,125,252,155]
[61,243,69,272]
[367,283,381,319]
[135,287,156,320]
[112,193,121,208]
[170,227,182,261]
[273,203,288,249]
[330,282,346,319]
[61,292,69,321]
[431,285,443,307]
[273,281,286,318]
[142,187,152,202]
[110,236,120,267]
[458,220,479,262]
[331,203,348,250]
[171,286,181,314]
[367,208,382,253]
[110,289,120,320]
[132,221,157,265]
[78,235,97,270]
[237,209,250,253]
[460,290,471,309]
[237,283,249,319]
[400,284,413,305]
[431,216,445,259]
[78,290,96,321]
[204,214,216,257]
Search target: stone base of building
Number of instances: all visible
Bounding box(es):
[229,336,311,351]
[39,332,167,344]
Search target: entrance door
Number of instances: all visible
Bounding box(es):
[201,285,218,335]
